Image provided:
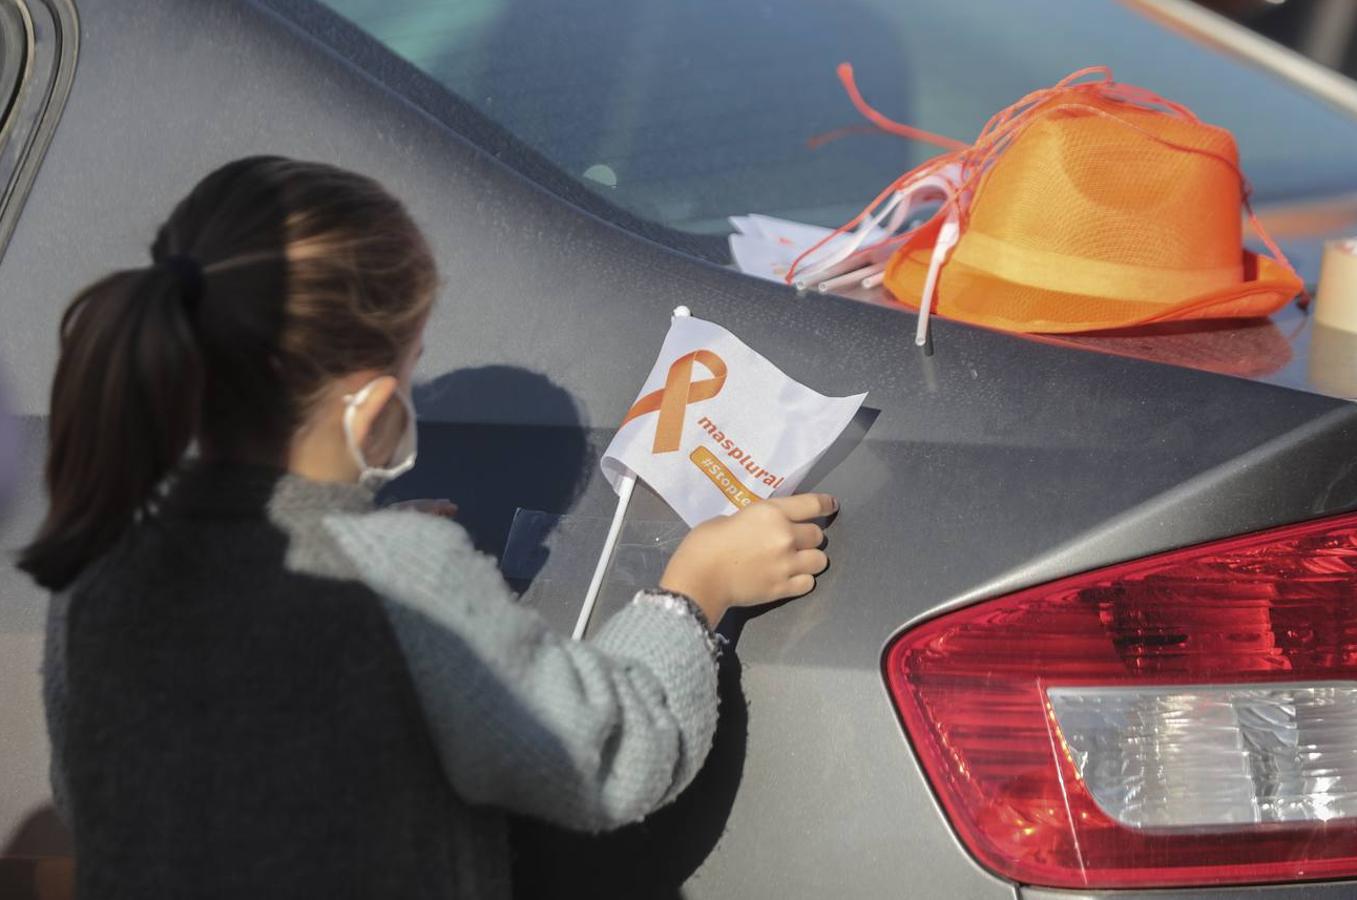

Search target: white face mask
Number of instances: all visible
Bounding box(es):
[342,378,418,490]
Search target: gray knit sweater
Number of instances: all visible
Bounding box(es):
[44,464,719,899]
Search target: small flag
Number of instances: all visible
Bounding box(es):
[602,313,867,527]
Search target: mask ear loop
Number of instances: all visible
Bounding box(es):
[342,381,378,476]
[384,388,419,480]
[343,381,418,486]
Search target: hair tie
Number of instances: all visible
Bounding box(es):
[160,254,204,311]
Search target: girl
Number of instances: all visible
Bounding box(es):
[19,156,835,899]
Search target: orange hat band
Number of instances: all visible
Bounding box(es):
[947,230,1245,302]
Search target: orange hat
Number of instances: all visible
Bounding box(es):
[794,67,1304,337]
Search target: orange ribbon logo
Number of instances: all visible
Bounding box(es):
[619,350,727,453]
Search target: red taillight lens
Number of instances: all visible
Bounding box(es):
[885,513,1357,889]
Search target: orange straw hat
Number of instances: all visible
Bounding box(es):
[789,67,1305,339]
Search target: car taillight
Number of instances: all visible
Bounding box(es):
[884,512,1357,889]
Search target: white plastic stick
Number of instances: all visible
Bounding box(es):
[818,262,886,295]
[796,190,904,286]
[572,470,636,639]
[915,216,960,347]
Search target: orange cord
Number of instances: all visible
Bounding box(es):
[835,64,968,151]
[806,123,889,151]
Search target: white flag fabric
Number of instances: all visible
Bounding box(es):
[602,314,867,527]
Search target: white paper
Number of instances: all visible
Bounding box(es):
[602,315,867,527]
[729,215,832,283]
[728,212,894,285]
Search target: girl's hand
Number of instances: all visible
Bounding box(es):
[659,494,837,627]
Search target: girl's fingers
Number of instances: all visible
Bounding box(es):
[766,493,838,522]
[792,523,825,550]
[785,573,816,597]
[794,548,829,575]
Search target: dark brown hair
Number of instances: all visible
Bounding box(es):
[19,156,436,590]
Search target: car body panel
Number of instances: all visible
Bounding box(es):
[3,1,1357,897]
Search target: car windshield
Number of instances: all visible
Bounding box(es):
[318,0,1357,259]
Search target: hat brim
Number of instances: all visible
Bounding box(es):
[884,244,1303,335]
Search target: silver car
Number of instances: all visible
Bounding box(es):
[4,0,1357,897]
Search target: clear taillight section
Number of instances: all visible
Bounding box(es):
[884,513,1357,889]
[1048,683,1357,829]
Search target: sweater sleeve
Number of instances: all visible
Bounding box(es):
[322,510,719,833]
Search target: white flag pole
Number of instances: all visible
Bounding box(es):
[571,470,636,640]
[572,305,692,641]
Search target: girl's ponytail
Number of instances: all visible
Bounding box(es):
[18,264,204,590]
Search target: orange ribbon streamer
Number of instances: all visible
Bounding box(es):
[619,350,727,453]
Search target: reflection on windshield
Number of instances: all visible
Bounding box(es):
[322,0,1357,248]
